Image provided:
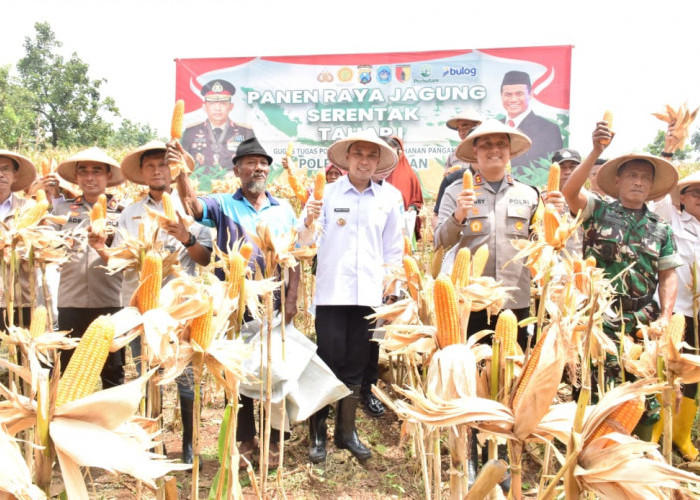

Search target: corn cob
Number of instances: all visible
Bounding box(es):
[35,189,47,204]
[286,142,294,157]
[16,199,50,230]
[543,206,559,246]
[451,247,471,288]
[227,253,247,299]
[463,171,473,190]
[472,244,489,278]
[162,191,176,221]
[434,275,462,348]
[313,171,325,201]
[494,310,518,357]
[573,259,585,292]
[667,313,686,346]
[239,242,254,262]
[601,110,613,145]
[586,255,597,268]
[547,162,560,192]
[403,235,411,256]
[190,296,215,350]
[170,99,185,140]
[403,255,421,301]
[29,306,48,338]
[584,396,645,447]
[41,158,51,176]
[90,194,107,222]
[56,315,115,406]
[511,328,548,409]
[136,252,162,313]
[288,171,308,204]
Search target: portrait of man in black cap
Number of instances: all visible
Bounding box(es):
[499,70,563,185]
[182,79,256,190]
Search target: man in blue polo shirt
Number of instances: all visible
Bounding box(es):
[174,136,299,469]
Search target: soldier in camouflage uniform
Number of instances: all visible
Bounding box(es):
[562,121,681,437]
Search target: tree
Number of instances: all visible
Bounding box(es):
[108,119,160,148]
[16,22,119,148]
[0,65,36,149]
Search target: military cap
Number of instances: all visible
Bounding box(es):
[201,80,235,102]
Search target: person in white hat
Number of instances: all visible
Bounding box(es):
[562,121,682,438]
[0,150,37,331]
[647,134,700,460]
[301,129,403,464]
[115,141,212,465]
[54,147,127,389]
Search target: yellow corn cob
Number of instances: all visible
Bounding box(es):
[41,158,51,176]
[170,99,185,140]
[29,306,48,338]
[601,110,613,145]
[573,259,585,292]
[511,328,547,409]
[162,191,176,221]
[227,253,247,299]
[451,247,471,288]
[463,171,473,191]
[56,315,115,406]
[445,165,463,175]
[547,162,560,192]
[434,275,462,348]
[240,242,254,262]
[403,235,411,256]
[35,189,47,204]
[667,313,686,346]
[136,252,162,313]
[543,206,559,246]
[313,171,325,201]
[584,396,644,447]
[98,194,107,217]
[90,194,107,222]
[403,255,421,301]
[494,310,518,357]
[286,142,294,157]
[288,171,308,204]
[15,199,50,230]
[471,244,489,278]
[585,255,597,268]
[190,296,214,350]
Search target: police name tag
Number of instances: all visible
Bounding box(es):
[334,208,350,213]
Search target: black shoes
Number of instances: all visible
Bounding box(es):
[360,390,385,418]
[335,386,372,462]
[308,405,329,463]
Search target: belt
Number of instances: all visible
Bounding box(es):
[620,292,654,311]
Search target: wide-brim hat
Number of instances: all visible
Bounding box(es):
[0,149,37,192]
[232,136,273,166]
[120,140,195,185]
[455,119,531,163]
[57,147,124,187]
[327,129,398,175]
[670,170,700,207]
[597,153,678,201]
[446,110,483,130]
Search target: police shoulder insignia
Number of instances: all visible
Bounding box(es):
[470,220,483,232]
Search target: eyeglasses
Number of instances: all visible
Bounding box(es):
[682,189,700,199]
[476,140,509,150]
[0,166,16,175]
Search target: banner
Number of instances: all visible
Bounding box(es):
[175,46,572,193]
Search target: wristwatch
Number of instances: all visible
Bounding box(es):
[183,233,196,248]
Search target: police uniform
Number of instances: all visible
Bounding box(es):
[435,169,541,347]
[581,192,682,336]
[182,119,255,170]
[54,195,125,387]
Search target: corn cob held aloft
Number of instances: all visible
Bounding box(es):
[56,315,115,406]
[313,171,325,201]
[601,110,613,145]
[547,162,560,192]
[434,275,462,348]
[136,251,163,313]
[161,191,176,221]
[543,206,560,246]
[171,99,185,140]
[15,196,50,230]
[463,171,473,190]
[287,171,308,204]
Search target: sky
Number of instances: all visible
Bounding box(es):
[3,0,700,158]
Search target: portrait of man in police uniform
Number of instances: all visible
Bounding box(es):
[182,79,255,190]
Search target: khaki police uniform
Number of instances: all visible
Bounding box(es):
[54,194,125,387]
[182,119,255,169]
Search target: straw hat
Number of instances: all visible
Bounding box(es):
[446,110,483,130]
[596,153,678,201]
[120,140,195,185]
[0,150,37,192]
[57,147,124,187]
[327,129,398,174]
[455,119,531,163]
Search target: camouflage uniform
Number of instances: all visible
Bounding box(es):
[582,192,682,335]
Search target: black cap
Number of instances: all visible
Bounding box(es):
[551,148,582,164]
[201,80,235,102]
[232,137,273,166]
[501,71,531,90]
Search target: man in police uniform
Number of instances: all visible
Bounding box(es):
[0,150,37,331]
[54,147,126,388]
[182,79,255,188]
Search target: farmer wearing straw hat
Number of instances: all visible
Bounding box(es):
[116,140,213,465]
[302,129,404,464]
[0,150,37,332]
[54,147,127,389]
[562,121,682,438]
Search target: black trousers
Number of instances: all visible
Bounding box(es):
[58,307,125,389]
[315,305,374,386]
[236,395,287,443]
[467,307,531,352]
[361,340,380,394]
